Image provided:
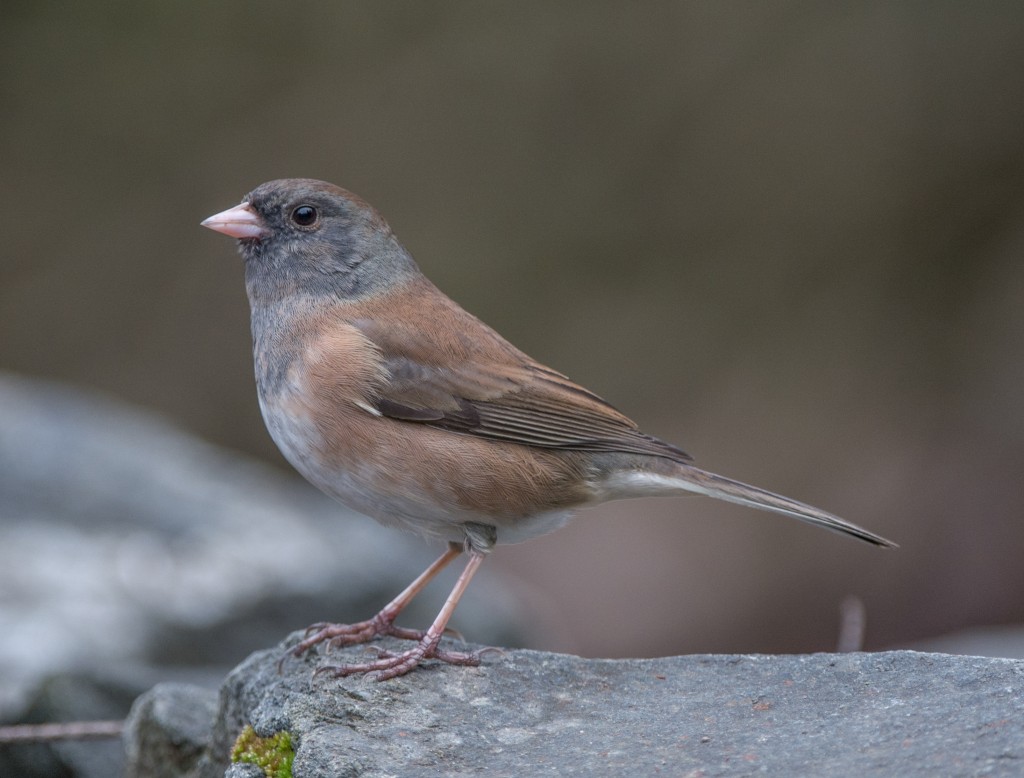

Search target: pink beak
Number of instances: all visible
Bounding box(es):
[201,202,267,239]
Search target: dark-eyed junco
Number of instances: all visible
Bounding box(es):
[202,179,895,680]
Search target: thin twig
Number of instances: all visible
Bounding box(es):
[0,720,124,744]
[836,595,867,653]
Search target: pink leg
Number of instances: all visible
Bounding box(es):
[283,544,462,665]
[316,550,489,680]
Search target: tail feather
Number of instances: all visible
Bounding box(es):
[683,466,897,547]
[609,464,897,548]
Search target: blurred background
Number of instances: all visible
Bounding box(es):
[2,1,1023,731]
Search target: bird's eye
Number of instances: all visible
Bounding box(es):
[291,205,318,226]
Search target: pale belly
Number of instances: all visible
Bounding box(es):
[258,392,578,546]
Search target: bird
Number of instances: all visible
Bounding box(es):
[201,178,896,680]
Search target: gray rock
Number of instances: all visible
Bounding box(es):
[126,639,1024,777]
[905,625,1024,659]
[124,683,218,778]
[223,765,265,778]
[0,668,155,778]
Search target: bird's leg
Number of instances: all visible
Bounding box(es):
[282,542,462,666]
[316,548,489,680]
[315,522,497,680]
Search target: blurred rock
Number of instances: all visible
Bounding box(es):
[0,373,527,776]
[123,683,217,778]
[0,670,130,778]
[126,641,1024,777]
[904,624,1024,660]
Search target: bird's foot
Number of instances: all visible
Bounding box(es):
[313,637,502,681]
[278,613,424,672]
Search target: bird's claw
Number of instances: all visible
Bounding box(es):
[312,640,498,681]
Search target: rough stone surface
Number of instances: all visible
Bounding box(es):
[125,638,1024,777]
[223,765,264,778]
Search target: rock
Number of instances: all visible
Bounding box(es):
[224,766,265,778]
[125,639,1024,777]
[905,624,1024,659]
[0,667,171,778]
[123,683,218,778]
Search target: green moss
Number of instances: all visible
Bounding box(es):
[230,725,295,778]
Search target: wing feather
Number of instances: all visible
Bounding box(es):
[352,319,690,461]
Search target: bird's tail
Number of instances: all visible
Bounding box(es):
[609,464,897,548]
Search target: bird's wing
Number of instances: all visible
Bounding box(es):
[351,318,690,460]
